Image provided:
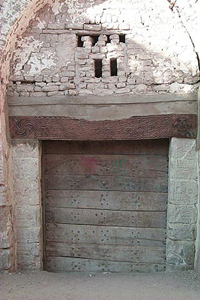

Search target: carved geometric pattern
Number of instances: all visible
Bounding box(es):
[9,114,197,140]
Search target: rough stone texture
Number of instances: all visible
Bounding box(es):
[0,0,200,272]
[167,138,198,270]
[195,151,200,272]
[6,0,200,97]
[12,141,42,270]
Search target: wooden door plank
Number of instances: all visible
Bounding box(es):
[43,140,169,155]
[45,175,168,193]
[46,224,166,247]
[46,208,166,228]
[46,190,167,211]
[45,257,166,272]
[44,154,168,179]
[45,242,165,264]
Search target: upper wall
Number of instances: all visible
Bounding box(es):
[7,0,200,98]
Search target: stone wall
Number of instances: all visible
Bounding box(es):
[0,0,200,272]
[167,138,198,270]
[12,141,42,270]
[7,0,200,98]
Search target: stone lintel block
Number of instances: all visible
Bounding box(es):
[166,240,195,266]
[167,223,196,241]
[168,179,198,205]
[168,204,197,224]
[84,24,102,31]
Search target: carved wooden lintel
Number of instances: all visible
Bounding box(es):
[9,114,197,140]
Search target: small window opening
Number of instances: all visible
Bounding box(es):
[119,34,126,43]
[94,59,102,78]
[107,35,111,44]
[110,59,118,76]
[77,35,84,47]
[91,35,99,46]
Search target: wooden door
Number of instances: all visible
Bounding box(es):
[43,140,168,272]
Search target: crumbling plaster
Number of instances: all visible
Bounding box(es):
[0,0,200,272]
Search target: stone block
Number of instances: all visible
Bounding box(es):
[169,158,197,180]
[42,85,59,92]
[115,87,131,94]
[0,226,13,248]
[16,205,41,228]
[47,91,65,97]
[0,249,12,270]
[166,240,195,266]
[17,227,40,244]
[0,206,11,233]
[168,204,197,224]
[47,23,65,30]
[17,252,41,270]
[83,24,102,31]
[168,179,198,205]
[12,142,40,159]
[13,158,39,181]
[169,138,196,160]
[17,242,40,253]
[119,23,130,30]
[14,180,40,206]
[60,77,68,83]
[167,223,196,241]
[93,89,114,95]
[30,92,47,97]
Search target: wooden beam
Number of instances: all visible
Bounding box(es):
[9,114,197,140]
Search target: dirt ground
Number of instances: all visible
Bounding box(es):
[0,270,200,300]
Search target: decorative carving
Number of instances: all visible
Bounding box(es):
[10,117,35,139]
[9,114,197,140]
[172,116,196,138]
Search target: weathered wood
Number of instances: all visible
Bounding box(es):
[45,208,166,228]
[45,174,168,193]
[45,257,166,272]
[46,243,165,264]
[43,140,169,155]
[44,140,168,272]
[44,154,168,178]
[46,224,166,247]
[46,190,167,211]
[9,114,197,140]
